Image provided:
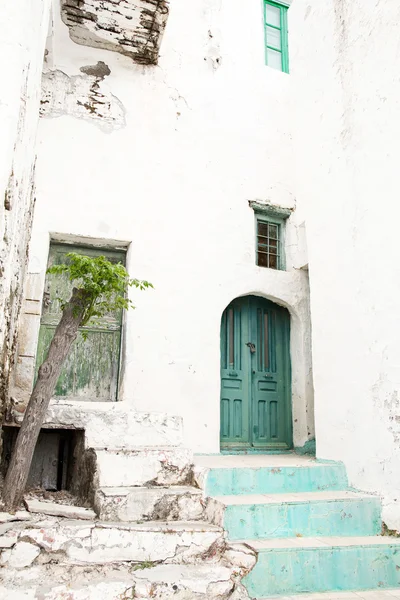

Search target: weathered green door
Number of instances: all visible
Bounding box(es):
[220,296,291,451]
[36,243,125,401]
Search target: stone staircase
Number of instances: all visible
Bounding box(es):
[3,400,400,598]
[194,454,400,599]
[1,403,255,599]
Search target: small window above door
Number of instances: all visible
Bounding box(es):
[256,219,282,269]
[264,1,289,73]
[249,200,292,271]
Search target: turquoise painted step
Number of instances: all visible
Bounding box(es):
[204,462,348,496]
[242,537,400,597]
[211,491,381,540]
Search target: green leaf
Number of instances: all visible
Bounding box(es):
[46,253,152,328]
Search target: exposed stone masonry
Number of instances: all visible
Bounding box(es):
[61,0,170,65]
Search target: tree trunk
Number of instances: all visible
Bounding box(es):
[2,288,89,511]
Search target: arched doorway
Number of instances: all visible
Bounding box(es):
[220,295,292,451]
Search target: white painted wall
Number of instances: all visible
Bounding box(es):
[290,0,400,529]
[0,0,51,404]
[18,0,313,453]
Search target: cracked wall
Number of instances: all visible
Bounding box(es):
[0,0,51,416]
[61,0,170,65]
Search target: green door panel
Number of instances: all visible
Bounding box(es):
[220,300,250,447]
[36,243,125,401]
[220,296,292,451]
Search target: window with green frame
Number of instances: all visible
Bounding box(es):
[256,218,282,269]
[264,1,289,73]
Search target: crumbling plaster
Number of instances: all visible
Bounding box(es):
[13,0,314,454]
[0,0,51,411]
[40,68,126,132]
[61,0,170,65]
[290,0,400,529]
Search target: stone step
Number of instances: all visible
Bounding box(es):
[241,536,400,597]
[259,591,400,600]
[95,447,193,487]
[0,562,247,599]
[194,454,348,495]
[206,490,382,540]
[1,518,223,567]
[94,485,205,522]
[44,400,184,450]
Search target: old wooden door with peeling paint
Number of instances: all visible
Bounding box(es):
[36,243,125,401]
[220,296,292,451]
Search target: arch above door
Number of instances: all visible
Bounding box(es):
[220,295,292,452]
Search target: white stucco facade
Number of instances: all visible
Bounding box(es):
[3,0,400,534]
[290,0,400,529]
[11,0,313,454]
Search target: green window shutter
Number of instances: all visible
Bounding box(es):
[264,1,289,74]
[36,243,126,401]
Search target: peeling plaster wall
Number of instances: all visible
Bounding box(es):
[40,69,126,132]
[61,0,169,65]
[21,0,313,453]
[0,1,51,411]
[290,0,400,529]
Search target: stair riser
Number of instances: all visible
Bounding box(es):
[95,448,193,487]
[1,522,223,567]
[204,464,348,496]
[220,498,381,540]
[243,544,400,597]
[95,488,205,522]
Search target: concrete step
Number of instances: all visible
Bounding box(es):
[1,518,223,566]
[0,562,245,599]
[206,490,382,540]
[94,485,205,522]
[44,400,184,450]
[95,447,193,487]
[241,536,400,597]
[194,454,348,496]
[259,591,400,600]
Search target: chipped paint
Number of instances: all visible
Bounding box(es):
[61,0,170,65]
[40,70,125,132]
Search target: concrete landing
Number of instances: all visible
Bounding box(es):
[194,453,318,468]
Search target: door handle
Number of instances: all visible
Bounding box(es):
[264,375,273,379]
[228,372,238,377]
[246,342,256,354]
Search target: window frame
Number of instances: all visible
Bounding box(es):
[255,215,285,270]
[250,200,292,271]
[263,0,290,74]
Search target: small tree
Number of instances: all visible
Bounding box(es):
[2,253,152,511]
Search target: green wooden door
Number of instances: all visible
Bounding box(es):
[220,296,291,451]
[36,243,125,401]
